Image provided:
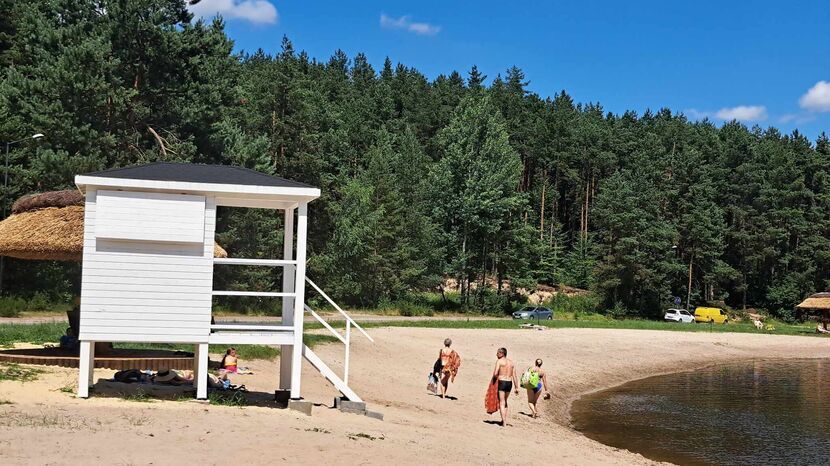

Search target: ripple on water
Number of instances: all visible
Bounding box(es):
[571,359,830,466]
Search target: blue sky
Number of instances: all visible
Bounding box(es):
[189,1,830,140]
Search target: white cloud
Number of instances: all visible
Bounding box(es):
[714,105,767,122]
[778,113,816,124]
[188,0,278,25]
[380,14,441,36]
[684,108,710,120]
[799,80,830,112]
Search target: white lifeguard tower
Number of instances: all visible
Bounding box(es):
[74,162,371,402]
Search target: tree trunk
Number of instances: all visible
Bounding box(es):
[686,253,694,310]
[539,169,547,240]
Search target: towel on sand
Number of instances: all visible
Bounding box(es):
[485,379,499,414]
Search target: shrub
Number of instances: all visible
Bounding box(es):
[465,289,514,316]
[397,301,434,317]
[605,301,631,319]
[0,297,26,318]
[543,293,601,316]
[26,292,51,312]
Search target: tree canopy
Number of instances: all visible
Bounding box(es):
[1,1,827,318]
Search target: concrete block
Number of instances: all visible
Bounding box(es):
[288,399,313,416]
[364,410,384,421]
[337,399,366,412]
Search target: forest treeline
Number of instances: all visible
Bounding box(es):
[1,1,828,318]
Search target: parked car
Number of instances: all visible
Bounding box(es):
[512,306,554,320]
[664,308,694,323]
[694,306,729,324]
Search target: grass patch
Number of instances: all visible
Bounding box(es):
[123,390,155,403]
[58,384,75,394]
[304,334,341,347]
[208,390,246,406]
[309,317,819,337]
[0,363,44,382]
[0,399,13,405]
[0,322,66,347]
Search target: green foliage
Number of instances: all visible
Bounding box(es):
[0,363,43,382]
[208,390,246,407]
[0,322,66,346]
[0,297,25,317]
[542,293,602,316]
[0,5,826,319]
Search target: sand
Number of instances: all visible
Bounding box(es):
[1,327,828,465]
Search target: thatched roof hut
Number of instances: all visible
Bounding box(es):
[797,292,830,311]
[0,190,227,261]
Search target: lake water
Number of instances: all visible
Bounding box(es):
[571,359,830,465]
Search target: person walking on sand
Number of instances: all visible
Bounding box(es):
[492,347,519,426]
[437,338,461,398]
[524,359,551,418]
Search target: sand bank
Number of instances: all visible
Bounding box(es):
[1,327,828,465]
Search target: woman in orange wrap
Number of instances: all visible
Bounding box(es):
[438,338,461,398]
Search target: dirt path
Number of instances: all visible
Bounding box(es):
[1,327,828,465]
[0,313,498,325]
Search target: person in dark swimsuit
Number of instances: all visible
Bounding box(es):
[492,347,519,426]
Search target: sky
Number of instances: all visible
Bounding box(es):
[188,0,830,140]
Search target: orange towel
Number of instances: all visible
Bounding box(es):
[442,350,461,382]
[485,379,499,414]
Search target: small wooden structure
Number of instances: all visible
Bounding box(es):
[74,163,371,401]
[797,292,830,334]
[0,190,227,261]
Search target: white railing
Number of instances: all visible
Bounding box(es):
[305,277,373,384]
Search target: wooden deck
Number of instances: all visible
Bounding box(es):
[0,347,194,371]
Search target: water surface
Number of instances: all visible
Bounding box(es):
[571,359,830,465]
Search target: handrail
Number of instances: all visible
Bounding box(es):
[210,324,293,332]
[304,304,346,344]
[214,258,297,267]
[305,277,374,343]
[212,290,294,297]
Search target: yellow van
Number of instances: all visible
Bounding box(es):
[694,307,729,324]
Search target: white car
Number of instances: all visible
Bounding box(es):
[664,308,694,323]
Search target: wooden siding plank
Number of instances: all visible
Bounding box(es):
[96,190,205,243]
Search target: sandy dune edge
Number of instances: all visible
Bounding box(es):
[1,327,827,465]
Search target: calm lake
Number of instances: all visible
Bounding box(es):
[571,359,830,466]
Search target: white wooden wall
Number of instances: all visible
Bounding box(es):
[78,189,216,343]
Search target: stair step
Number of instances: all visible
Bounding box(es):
[302,345,362,402]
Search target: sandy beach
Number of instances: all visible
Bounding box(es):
[1,326,828,465]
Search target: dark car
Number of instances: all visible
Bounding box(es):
[512,306,553,320]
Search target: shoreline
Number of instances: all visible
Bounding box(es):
[560,354,830,429]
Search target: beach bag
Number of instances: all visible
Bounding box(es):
[427,373,438,393]
[520,368,540,389]
[485,380,499,414]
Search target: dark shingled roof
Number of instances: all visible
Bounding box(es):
[83,162,315,189]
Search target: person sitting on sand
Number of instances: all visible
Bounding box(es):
[59,327,78,350]
[524,359,551,418]
[220,347,238,373]
[492,347,519,427]
[437,338,461,398]
[219,347,254,375]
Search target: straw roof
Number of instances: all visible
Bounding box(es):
[0,191,228,261]
[12,190,84,214]
[0,206,85,261]
[797,292,830,311]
